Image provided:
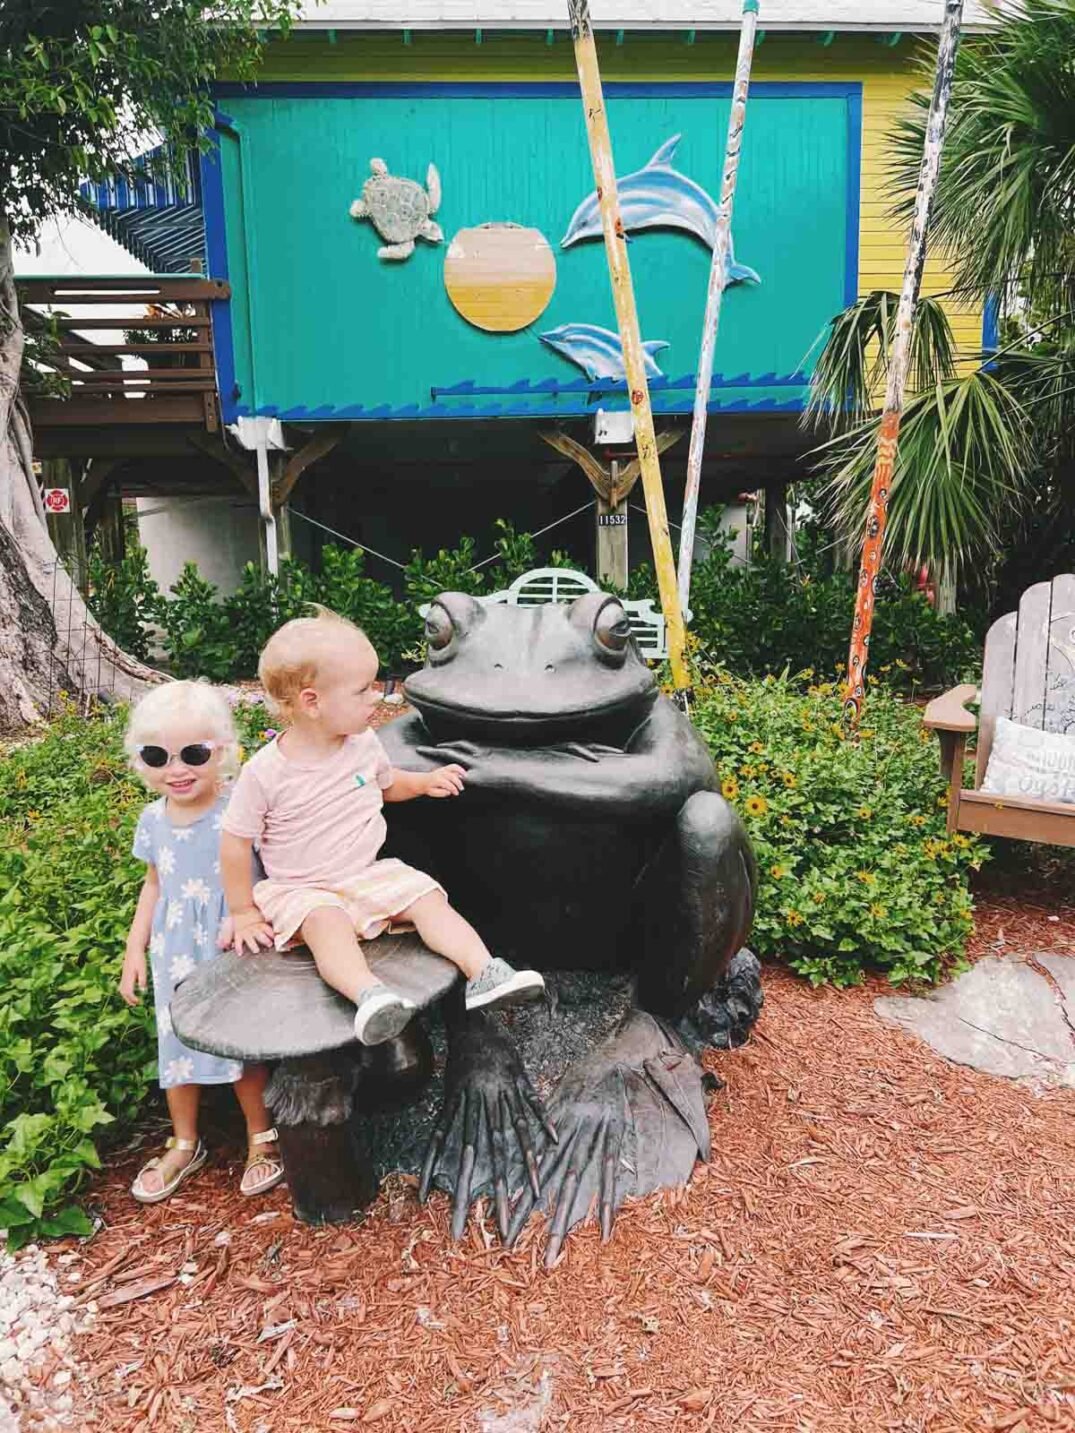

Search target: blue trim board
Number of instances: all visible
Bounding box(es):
[204,81,863,426]
[844,88,863,309]
[199,129,238,421]
[234,394,807,423]
[982,292,1000,352]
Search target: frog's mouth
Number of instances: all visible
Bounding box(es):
[404,674,656,745]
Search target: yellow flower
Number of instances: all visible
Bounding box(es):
[238,745,247,763]
[952,833,971,849]
[811,891,827,905]
[919,728,933,743]
[770,864,786,880]
[781,772,798,789]
[831,723,845,739]
[867,675,878,687]
[855,870,876,886]
[721,776,740,801]
[745,794,769,818]
[909,813,926,828]
[740,764,758,779]
[26,809,40,821]
[726,710,739,723]
[786,909,805,927]
[869,903,889,920]
[749,741,765,755]
[802,719,815,733]
[835,662,845,674]
[856,806,873,821]
[937,793,949,808]
[860,729,876,740]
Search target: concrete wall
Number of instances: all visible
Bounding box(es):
[136,495,260,594]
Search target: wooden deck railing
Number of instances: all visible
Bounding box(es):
[17,276,229,432]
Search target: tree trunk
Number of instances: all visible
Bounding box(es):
[0,217,160,733]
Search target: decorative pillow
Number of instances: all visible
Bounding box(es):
[981,716,1075,805]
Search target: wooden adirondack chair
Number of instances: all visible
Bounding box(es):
[923,575,1075,847]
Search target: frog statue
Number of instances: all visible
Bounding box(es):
[376,589,762,1263]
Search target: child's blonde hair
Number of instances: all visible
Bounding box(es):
[258,606,375,720]
[125,680,240,782]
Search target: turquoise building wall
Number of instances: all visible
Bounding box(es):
[204,81,859,424]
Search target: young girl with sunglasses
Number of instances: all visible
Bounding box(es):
[119,681,284,1204]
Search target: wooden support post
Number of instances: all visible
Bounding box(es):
[271,453,292,561]
[540,428,683,591]
[596,460,629,589]
[43,458,88,593]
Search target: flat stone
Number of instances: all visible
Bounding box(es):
[875,953,1075,1089]
[170,935,458,1061]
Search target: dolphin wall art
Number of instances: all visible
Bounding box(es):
[539,323,670,382]
[561,135,761,286]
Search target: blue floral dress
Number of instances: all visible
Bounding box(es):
[132,794,244,1090]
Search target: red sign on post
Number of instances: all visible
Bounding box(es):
[44,488,72,515]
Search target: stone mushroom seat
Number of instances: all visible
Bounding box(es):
[171,936,459,1223]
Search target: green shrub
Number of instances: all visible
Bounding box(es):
[634,508,982,694]
[86,545,161,663]
[691,660,986,986]
[0,705,152,1247]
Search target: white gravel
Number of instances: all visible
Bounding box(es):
[0,1242,96,1430]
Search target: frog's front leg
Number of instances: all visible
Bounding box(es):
[419,989,555,1242]
[633,791,760,1033]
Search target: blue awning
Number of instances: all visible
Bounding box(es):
[80,146,206,274]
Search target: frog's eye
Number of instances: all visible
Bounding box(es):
[425,604,454,652]
[593,600,632,658]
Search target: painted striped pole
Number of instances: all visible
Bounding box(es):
[844,0,964,721]
[567,0,691,699]
[677,0,760,613]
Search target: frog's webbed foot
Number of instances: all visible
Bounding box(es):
[508,1010,710,1268]
[419,1009,555,1242]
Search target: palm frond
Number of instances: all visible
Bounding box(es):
[811,369,1033,578]
[805,291,955,431]
[888,0,1075,304]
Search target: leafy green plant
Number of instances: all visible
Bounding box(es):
[691,659,986,987]
[86,544,162,663]
[0,704,153,1247]
[153,563,238,681]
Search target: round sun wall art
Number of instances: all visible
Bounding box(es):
[444,223,557,333]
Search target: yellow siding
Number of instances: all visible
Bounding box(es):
[258,31,984,360]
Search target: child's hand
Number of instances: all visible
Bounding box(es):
[118,949,147,1007]
[423,764,466,798]
[216,915,234,951]
[231,908,276,955]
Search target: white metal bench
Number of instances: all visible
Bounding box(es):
[420,567,674,661]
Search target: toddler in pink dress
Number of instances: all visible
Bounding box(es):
[220,608,544,1044]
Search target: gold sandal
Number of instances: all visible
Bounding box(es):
[240,1127,285,1198]
[131,1136,207,1204]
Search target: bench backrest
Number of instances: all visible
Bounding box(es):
[418,567,671,660]
[976,574,1075,786]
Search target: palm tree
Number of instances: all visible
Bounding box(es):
[807,0,1075,603]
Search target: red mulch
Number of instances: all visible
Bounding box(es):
[41,872,1075,1433]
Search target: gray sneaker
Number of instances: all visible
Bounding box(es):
[353,984,416,1046]
[465,957,545,1013]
